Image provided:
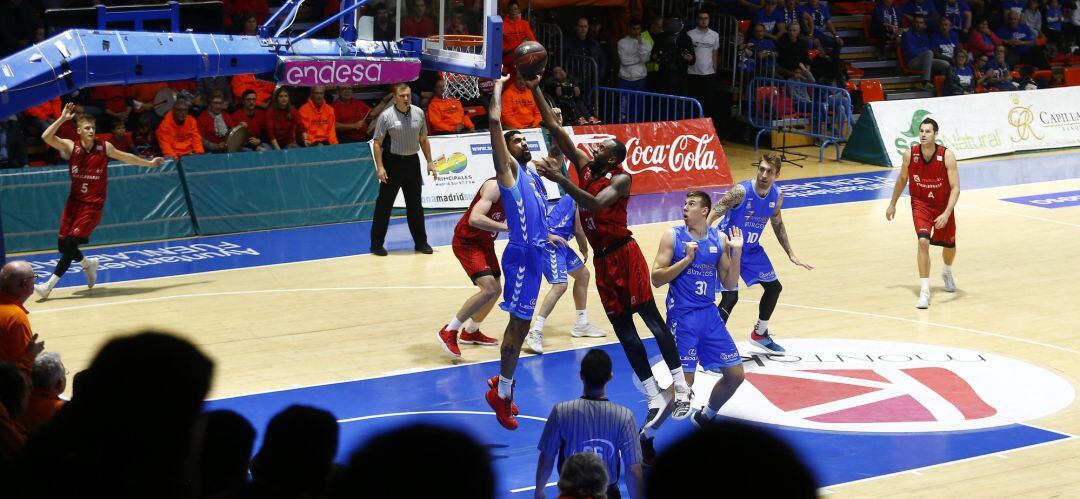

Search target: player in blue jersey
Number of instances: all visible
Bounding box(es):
[707,153,813,354]
[525,195,608,354]
[484,74,569,431]
[647,191,745,454]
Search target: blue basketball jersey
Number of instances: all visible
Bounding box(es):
[499,163,550,247]
[546,195,577,240]
[666,225,723,314]
[721,180,779,250]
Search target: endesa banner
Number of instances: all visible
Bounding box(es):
[389,118,731,209]
[564,118,733,195]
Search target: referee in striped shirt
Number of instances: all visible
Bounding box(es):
[535,349,643,499]
[369,82,436,256]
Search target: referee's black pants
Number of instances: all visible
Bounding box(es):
[370,152,428,249]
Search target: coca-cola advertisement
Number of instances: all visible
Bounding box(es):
[566,118,733,195]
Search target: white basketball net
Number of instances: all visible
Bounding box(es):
[430,35,483,101]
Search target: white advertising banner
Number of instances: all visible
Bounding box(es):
[866,86,1080,167]
[391,129,561,209]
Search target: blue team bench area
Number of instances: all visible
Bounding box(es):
[0,143,381,255]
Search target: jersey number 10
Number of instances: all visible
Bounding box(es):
[746,232,760,244]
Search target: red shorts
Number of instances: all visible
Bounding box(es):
[912,202,956,248]
[453,238,501,283]
[593,238,654,317]
[58,197,103,241]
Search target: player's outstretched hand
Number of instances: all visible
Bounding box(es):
[933,211,951,229]
[727,226,744,249]
[523,73,544,89]
[547,233,568,247]
[885,204,896,221]
[150,157,166,167]
[60,102,77,122]
[790,254,814,270]
[535,157,564,181]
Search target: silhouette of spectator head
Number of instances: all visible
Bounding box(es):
[0,361,28,420]
[198,410,256,498]
[250,405,340,498]
[558,452,609,499]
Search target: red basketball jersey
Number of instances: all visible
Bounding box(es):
[908,144,951,209]
[576,163,633,250]
[453,179,506,244]
[69,138,110,204]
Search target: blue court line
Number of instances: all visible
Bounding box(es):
[18,150,1080,289]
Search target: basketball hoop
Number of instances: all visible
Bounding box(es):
[427,34,483,101]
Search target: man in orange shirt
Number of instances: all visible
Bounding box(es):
[197,91,238,153]
[427,79,475,135]
[501,1,536,72]
[18,351,65,433]
[156,99,205,158]
[297,87,338,146]
[128,82,168,119]
[500,74,542,129]
[232,74,276,107]
[402,0,437,37]
[0,261,44,382]
[25,97,62,130]
[332,86,373,143]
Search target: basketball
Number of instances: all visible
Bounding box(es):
[513,41,548,79]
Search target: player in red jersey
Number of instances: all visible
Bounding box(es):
[887,117,960,309]
[436,178,507,356]
[34,103,165,300]
[526,76,695,426]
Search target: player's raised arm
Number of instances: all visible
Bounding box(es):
[41,102,76,157]
[469,179,509,233]
[651,228,695,288]
[769,194,813,270]
[105,142,165,168]
[535,159,631,213]
[886,148,912,221]
[488,75,518,189]
[527,76,589,168]
[720,227,744,290]
[707,184,746,226]
[936,148,961,229]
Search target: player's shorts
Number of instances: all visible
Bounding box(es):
[593,238,654,317]
[58,197,103,240]
[499,242,546,321]
[668,306,742,372]
[542,243,584,285]
[452,238,501,283]
[912,202,956,248]
[717,245,777,291]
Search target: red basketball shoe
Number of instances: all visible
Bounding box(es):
[459,330,499,346]
[487,375,519,415]
[486,386,518,430]
[437,325,461,357]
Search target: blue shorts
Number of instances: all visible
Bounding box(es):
[667,306,742,373]
[718,245,776,291]
[542,243,584,285]
[500,243,547,321]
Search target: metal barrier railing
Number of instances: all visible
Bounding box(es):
[746,77,854,161]
[736,44,778,115]
[537,22,564,69]
[715,14,740,95]
[596,86,704,124]
[565,54,600,112]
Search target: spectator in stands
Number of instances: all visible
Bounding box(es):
[644,16,665,91]
[1002,0,1027,20]
[131,113,160,158]
[997,10,1049,67]
[446,7,471,35]
[618,18,652,96]
[240,13,260,36]
[566,18,608,100]
[91,85,131,128]
[227,0,269,31]
[973,52,993,87]
[332,86,373,143]
[872,0,902,52]
[780,0,803,38]
[1067,1,1080,52]
[108,121,136,154]
[942,0,973,37]
[198,76,234,110]
[967,17,1003,58]
[546,66,600,125]
[297,86,338,146]
[985,44,1021,89]
[197,410,255,499]
[157,98,205,159]
[266,87,307,150]
[1045,0,1065,49]
[535,349,643,499]
[756,0,787,42]
[687,10,720,121]
[777,21,813,78]
[902,15,951,87]
[555,453,609,499]
[901,0,939,25]
[501,1,535,73]
[24,97,62,135]
[197,91,238,153]
[339,424,495,498]
[799,0,843,55]
[372,3,395,41]
[17,351,64,433]
[0,361,27,466]
[232,74,275,108]
[590,17,616,83]
[427,79,475,135]
[1016,65,1041,89]
[0,116,29,169]
[0,261,42,382]
[747,23,779,64]
[1022,0,1043,33]
[501,73,542,129]
[249,405,339,499]
[654,16,695,96]
[932,18,963,61]
[943,49,976,95]
[402,0,436,38]
[231,89,270,151]
[0,0,37,56]
[647,421,817,498]
[128,82,168,122]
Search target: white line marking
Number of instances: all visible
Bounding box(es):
[510,482,558,493]
[337,410,547,424]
